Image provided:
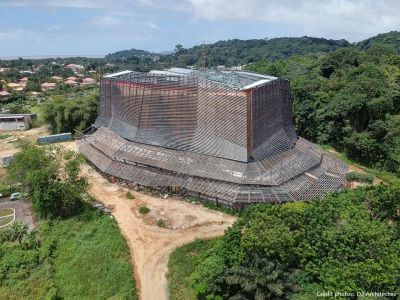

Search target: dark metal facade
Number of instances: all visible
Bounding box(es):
[79,69,347,207]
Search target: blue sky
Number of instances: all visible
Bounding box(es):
[0,0,399,57]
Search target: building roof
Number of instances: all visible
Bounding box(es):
[65,80,78,84]
[104,70,135,78]
[0,113,37,119]
[0,91,10,96]
[41,82,56,87]
[7,83,21,88]
[109,68,277,90]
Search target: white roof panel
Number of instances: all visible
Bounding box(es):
[104,70,134,78]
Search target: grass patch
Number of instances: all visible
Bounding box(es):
[346,171,374,184]
[0,134,12,140]
[0,205,136,299]
[0,215,13,227]
[167,239,214,300]
[139,206,150,214]
[126,191,135,200]
[0,208,14,217]
[321,144,400,184]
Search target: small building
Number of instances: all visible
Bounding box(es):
[51,76,63,82]
[41,82,56,92]
[0,91,10,99]
[82,78,96,85]
[66,76,78,81]
[19,77,29,84]
[65,79,79,86]
[7,83,22,91]
[65,64,84,73]
[0,113,37,131]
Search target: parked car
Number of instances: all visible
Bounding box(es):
[10,192,20,201]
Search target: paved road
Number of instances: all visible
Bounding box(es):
[0,198,35,230]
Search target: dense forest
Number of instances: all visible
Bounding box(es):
[105,31,400,70]
[106,36,350,68]
[247,44,400,175]
[172,185,400,299]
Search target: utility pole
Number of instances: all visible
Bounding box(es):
[200,42,207,68]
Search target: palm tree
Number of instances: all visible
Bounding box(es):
[9,222,28,244]
[225,253,299,300]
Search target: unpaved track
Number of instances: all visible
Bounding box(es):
[81,161,236,300]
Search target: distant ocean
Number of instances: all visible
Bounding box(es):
[0,54,105,60]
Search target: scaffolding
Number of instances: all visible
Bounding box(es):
[79,68,347,207]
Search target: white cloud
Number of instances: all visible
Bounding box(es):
[185,0,400,41]
[48,25,61,32]
[146,21,159,30]
[0,0,399,42]
[90,15,123,27]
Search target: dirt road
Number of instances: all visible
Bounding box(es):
[81,164,236,300]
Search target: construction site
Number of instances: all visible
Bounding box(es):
[78,68,347,208]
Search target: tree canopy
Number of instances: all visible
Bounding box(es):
[247,44,400,175]
[189,185,400,299]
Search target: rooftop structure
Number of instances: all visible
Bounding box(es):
[41,82,56,91]
[51,76,63,81]
[0,113,37,131]
[65,79,79,86]
[0,91,10,97]
[82,78,96,85]
[78,68,347,208]
[65,64,84,73]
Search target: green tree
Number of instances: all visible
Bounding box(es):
[6,141,87,218]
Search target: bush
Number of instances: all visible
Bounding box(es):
[346,171,374,184]
[138,206,150,214]
[126,191,135,199]
[156,219,167,228]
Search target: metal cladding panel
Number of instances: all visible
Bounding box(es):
[189,77,247,161]
[98,74,248,162]
[250,79,297,161]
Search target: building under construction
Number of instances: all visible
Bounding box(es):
[77,68,347,208]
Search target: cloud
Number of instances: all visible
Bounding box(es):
[185,0,400,41]
[48,25,61,32]
[146,21,159,30]
[90,15,123,27]
[0,29,29,41]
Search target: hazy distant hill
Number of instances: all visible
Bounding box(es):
[106,36,349,67]
[105,32,400,68]
[358,31,400,52]
[105,48,158,60]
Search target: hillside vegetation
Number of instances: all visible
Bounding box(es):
[0,142,136,299]
[168,185,400,299]
[106,36,349,68]
[247,44,400,175]
[358,31,400,51]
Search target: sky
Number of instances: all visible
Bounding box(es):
[0,0,399,57]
